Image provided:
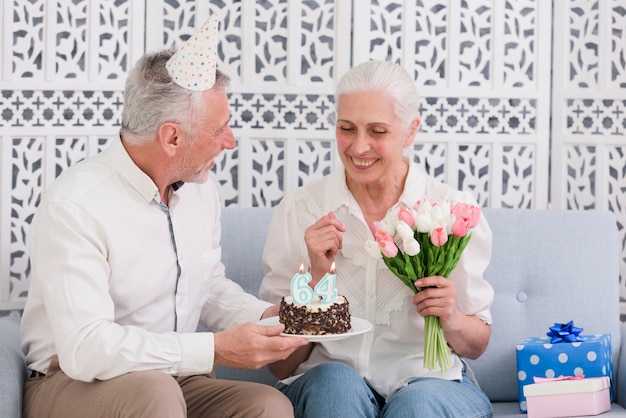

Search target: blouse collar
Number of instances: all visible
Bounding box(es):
[323,157,428,215]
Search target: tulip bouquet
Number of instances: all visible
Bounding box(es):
[365,200,481,371]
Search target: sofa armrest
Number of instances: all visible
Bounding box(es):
[0,316,27,418]
[617,321,626,408]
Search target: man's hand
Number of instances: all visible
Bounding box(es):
[213,322,309,370]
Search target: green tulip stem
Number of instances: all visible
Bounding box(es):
[423,314,452,372]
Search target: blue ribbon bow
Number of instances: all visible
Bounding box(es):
[546,321,584,343]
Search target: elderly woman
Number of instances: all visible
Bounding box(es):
[259,60,494,418]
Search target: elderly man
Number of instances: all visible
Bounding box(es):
[20,15,306,418]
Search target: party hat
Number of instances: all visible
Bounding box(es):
[166,14,220,91]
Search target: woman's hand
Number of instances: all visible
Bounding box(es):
[412,276,457,329]
[261,305,280,319]
[412,276,491,359]
[304,212,346,285]
[267,343,314,380]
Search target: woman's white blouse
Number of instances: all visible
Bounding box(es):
[259,160,494,399]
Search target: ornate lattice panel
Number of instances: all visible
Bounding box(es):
[1,0,625,319]
[0,90,124,128]
[551,1,626,319]
[353,0,551,211]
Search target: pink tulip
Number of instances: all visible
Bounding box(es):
[452,203,481,228]
[372,221,382,235]
[468,206,481,228]
[451,217,470,237]
[398,207,415,228]
[375,229,394,244]
[451,202,467,216]
[430,227,448,246]
[379,240,399,257]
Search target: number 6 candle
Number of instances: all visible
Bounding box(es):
[290,263,314,305]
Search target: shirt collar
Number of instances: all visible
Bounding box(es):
[323,169,353,214]
[107,137,162,203]
[397,157,427,207]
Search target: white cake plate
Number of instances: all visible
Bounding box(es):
[257,316,373,342]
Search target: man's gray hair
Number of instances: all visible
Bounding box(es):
[120,48,230,144]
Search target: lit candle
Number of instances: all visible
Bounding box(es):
[316,261,338,305]
[290,263,314,305]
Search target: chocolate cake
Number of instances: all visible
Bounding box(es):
[279,295,351,335]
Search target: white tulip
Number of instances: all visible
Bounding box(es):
[396,221,415,240]
[402,237,421,256]
[415,212,434,233]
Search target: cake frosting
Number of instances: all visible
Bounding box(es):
[279,295,351,335]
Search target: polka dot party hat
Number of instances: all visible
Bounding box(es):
[166,14,220,91]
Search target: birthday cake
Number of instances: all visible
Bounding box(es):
[279,295,351,335]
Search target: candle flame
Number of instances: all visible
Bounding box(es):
[299,263,305,274]
[330,261,336,274]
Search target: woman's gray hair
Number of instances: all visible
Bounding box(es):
[120,48,230,143]
[335,60,419,128]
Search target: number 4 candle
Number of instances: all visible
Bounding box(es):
[316,262,338,304]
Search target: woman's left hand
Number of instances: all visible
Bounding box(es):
[412,276,458,331]
[412,275,491,359]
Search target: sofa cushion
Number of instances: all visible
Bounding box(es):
[0,316,27,418]
[215,206,278,385]
[220,206,274,296]
[466,209,621,403]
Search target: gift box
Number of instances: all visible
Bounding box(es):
[523,376,611,418]
[516,333,613,412]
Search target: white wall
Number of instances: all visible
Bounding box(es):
[1,0,625,316]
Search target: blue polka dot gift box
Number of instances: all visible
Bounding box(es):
[515,322,613,413]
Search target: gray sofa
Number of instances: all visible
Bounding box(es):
[2,207,626,417]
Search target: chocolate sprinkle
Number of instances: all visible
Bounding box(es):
[279,296,351,335]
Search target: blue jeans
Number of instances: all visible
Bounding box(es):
[280,362,493,418]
